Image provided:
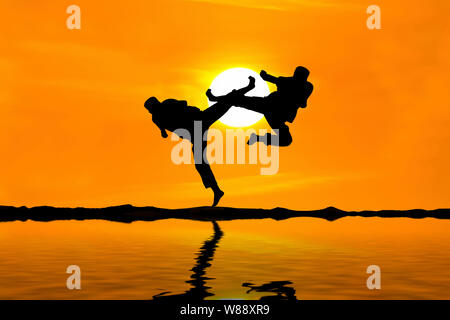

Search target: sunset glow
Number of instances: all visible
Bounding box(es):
[0,0,449,210]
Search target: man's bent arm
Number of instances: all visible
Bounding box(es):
[260,70,279,84]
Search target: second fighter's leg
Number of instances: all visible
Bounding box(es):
[249,115,293,146]
[247,112,277,145]
[253,126,292,146]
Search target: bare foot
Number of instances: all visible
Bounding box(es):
[212,189,224,207]
[206,89,218,101]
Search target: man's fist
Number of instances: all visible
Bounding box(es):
[260,70,267,78]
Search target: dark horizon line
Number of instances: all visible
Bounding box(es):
[0,204,450,223]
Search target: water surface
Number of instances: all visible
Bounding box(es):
[1,217,449,299]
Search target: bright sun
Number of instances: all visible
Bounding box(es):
[207,68,270,127]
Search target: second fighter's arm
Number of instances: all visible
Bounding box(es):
[260,70,279,84]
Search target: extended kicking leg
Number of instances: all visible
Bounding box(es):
[201,76,260,128]
[206,76,255,102]
[206,77,268,116]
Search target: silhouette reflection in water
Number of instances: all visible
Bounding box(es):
[153,221,223,300]
[152,222,297,301]
[242,281,297,301]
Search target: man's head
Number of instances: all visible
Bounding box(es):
[144,97,160,114]
[293,66,310,81]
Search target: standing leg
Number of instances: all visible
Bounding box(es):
[186,103,231,207]
[192,139,224,207]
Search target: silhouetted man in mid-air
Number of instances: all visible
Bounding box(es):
[144,77,255,207]
[207,66,313,146]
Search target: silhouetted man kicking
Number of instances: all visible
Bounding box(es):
[207,66,313,146]
[144,77,255,207]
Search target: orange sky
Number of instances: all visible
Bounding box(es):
[1,0,449,210]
